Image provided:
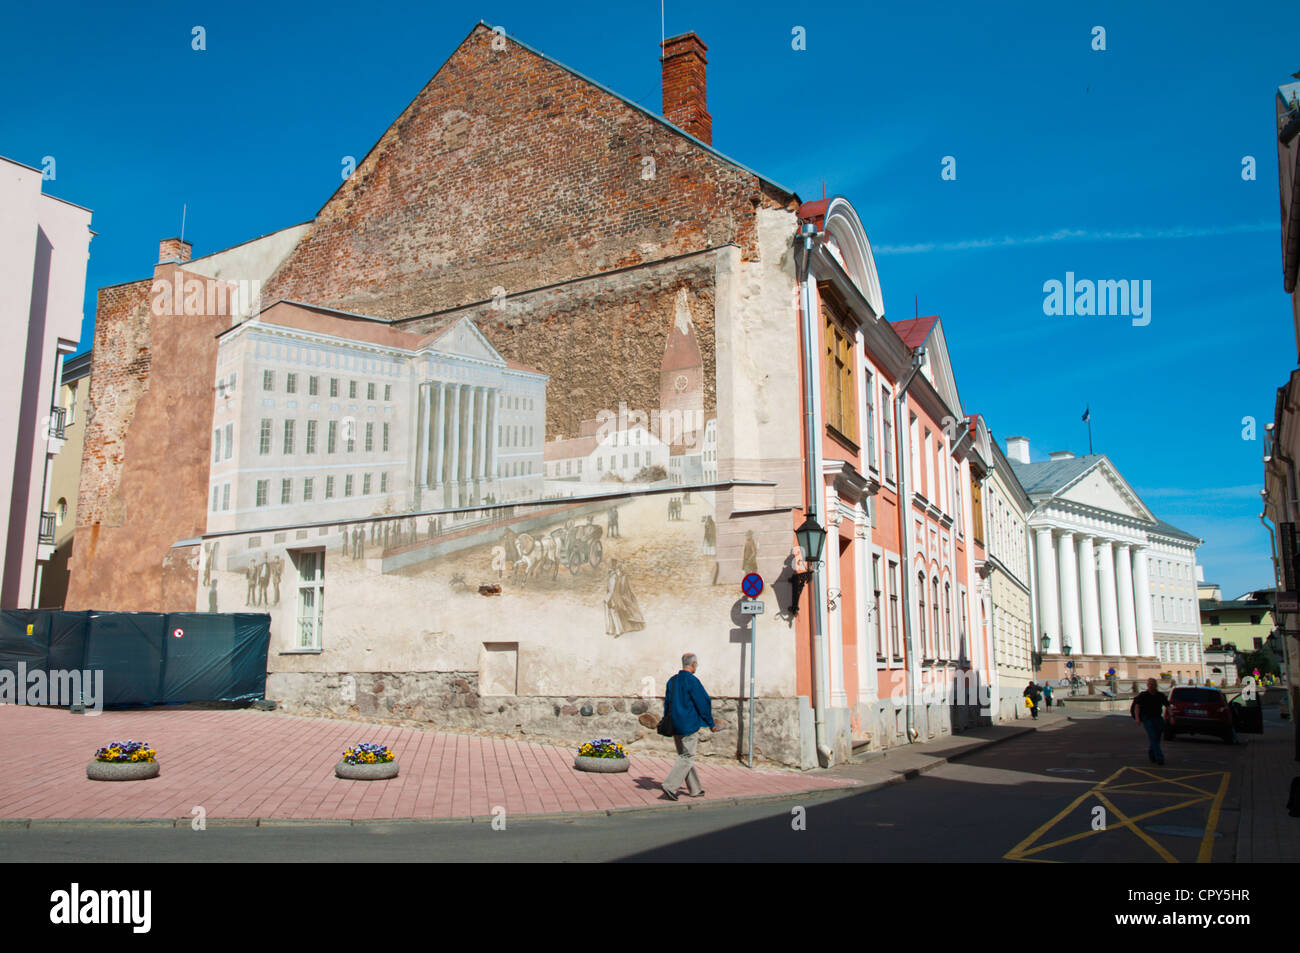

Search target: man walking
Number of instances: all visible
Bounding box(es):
[1023,681,1042,719]
[1131,677,1170,765]
[662,653,717,800]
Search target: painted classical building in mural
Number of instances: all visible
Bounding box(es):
[1007,438,1204,684]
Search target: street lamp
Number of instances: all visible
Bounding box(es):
[789,514,826,615]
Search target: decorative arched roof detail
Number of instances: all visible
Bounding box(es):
[822,196,885,318]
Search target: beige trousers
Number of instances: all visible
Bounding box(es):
[663,730,703,795]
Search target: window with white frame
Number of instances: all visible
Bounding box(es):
[882,386,895,481]
[224,422,233,460]
[213,429,221,463]
[293,549,325,650]
[872,554,882,660]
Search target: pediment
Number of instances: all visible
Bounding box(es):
[426,317,504,364]
[1056,459,1154,522]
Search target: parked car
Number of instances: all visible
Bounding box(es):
[1164,686,1236,743]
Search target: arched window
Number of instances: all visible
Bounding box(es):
[56,498,67,524]
[917,572,927,654]
[944,583,952,659]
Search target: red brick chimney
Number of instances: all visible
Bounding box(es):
[158,237,193,264]
[661,32,712,145]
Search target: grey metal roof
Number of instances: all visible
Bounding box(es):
[1007,455,1103,497]
[1147,518,1201,543]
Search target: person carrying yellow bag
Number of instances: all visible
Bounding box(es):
[1023,681,1043,720]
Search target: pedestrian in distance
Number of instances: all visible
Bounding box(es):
[1131,677,1170,765]
[660,653,717,801]
[1043,682,1054,710]
[1023,681,1042,719]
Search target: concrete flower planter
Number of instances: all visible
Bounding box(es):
[87,760,160,781]
[574,755,630,773]
[335,759,399,780]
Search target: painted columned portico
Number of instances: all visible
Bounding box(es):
[462,385,476,489]
[447,384,461,492]
[485,388,497,482]
[1115,542,1139,657]
[1056,530,1081,652]
[1132,546,1156,657]
[1096,539,1121,656]
[416,382,430,488]
[1077,534,1103,655]
[1035,527,1059,648]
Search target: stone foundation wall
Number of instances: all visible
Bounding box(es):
[267,670,807,767]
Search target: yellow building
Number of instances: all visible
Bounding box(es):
[37,350,90,607]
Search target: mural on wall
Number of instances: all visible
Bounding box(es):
[195,281,790,697]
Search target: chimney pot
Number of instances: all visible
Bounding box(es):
[1005,436,1031,464]
[158,237,192,265]
[1049,450,1075,461]
[661,32,712,146]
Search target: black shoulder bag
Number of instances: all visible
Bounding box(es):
[656,677,675,736]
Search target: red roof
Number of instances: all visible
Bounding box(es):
[797,198,831,229]
[889,315,938,349]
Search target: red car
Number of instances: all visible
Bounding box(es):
[1164,686,1236,744]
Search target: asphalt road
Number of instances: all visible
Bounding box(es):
[0,711,1274,862]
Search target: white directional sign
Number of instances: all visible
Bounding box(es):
[740,600,764,615]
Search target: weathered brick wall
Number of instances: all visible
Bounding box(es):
[67,268,227,610]
[399,254,717,442]
[261,23,791,320]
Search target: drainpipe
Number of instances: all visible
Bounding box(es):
[893,350,925,742]
[797,222,833,767]
[1260,511,1298,761]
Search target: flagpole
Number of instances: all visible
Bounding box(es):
[1088,418,1093,455]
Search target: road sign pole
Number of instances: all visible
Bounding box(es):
[749,613,756,769]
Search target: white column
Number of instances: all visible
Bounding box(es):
[1115,543,1139,658]
[1132,546,1156,657]
[485,388,498,482]
[1096,539,1121,657]
[1077,534,1103,655]
[1056,530,1081,654]
[447,384,461,491]
[462,386,476,487]
[855,518,875,702]
[430,383,445,488]
[415,382,429,489]
[475,386,487,480]
[1034,527,1059,650]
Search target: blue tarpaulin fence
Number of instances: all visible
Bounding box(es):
[0,610,271,705]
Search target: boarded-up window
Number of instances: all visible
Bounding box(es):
[820,285,857,443]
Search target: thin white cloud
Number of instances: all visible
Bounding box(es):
[875,223,1275,255]
[1137,485,1263,501]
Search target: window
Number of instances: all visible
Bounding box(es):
[211,486,219,511]
[349,380,357,399]
[344,474,354,497]
[283,419,295,454]
[821,285,857,442]
[380,472,388,492]
[329,378,339,398]
[367,382,375,401]
[872,555,883,660]
[932,577,941,657]
[325,476,335,499]
[958,587,968,661]
[917,572,927,656]
[293,549,325,651]
[303,478,314,501]
[944,583,952,658]
[328,420,338,454]
[365,422,374,452]
[1250,614,1261,625]
[256,480,269,507]
[259,419,272,455]
[281,478,292,504]
[306,420,318,454]
[382,422,390,452]
[224,422,233,460]
[362,473,371,495]
[864,370,876,470]
[924,428,934,499]
[882,387,895,480]
[384,384,391,402]
[909,414,920,490]
[213,429,221,463]
[970,477,985,545]
[228,372,237,393]
[263,370,274,391]
[308,376,319,396]
[953,463,963,535]
[67,382,78,424]
[222,483,230,511]
[346,425,355,454]
[286,373,297,394]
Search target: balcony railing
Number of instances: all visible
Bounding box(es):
[47,406,66,440]
[38,511,56,544]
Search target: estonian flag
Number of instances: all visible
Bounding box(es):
[1081,406,1090,422]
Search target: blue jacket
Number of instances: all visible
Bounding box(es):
[666,669,714,737]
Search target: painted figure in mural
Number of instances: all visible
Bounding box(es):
[202,542,212,587]
[383,522,391,549]
[257,557,271,606]
[607,506,620,539]
[370,522,377,544]
[271,556,283,605]
[208,578,218,613]
[246,558,258,605]
[603,559,644,636]
[702,515,716,556]
[742,531,758,575]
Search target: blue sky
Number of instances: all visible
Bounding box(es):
[3,0,1295,596]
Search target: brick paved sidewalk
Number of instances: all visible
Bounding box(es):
[0,706,861,822]
[1236,716,1300,862]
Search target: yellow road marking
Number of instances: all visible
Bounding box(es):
[1005,766,1231,863]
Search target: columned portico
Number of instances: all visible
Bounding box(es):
[1132,546,1155,658]
[1114,542,1139,657]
